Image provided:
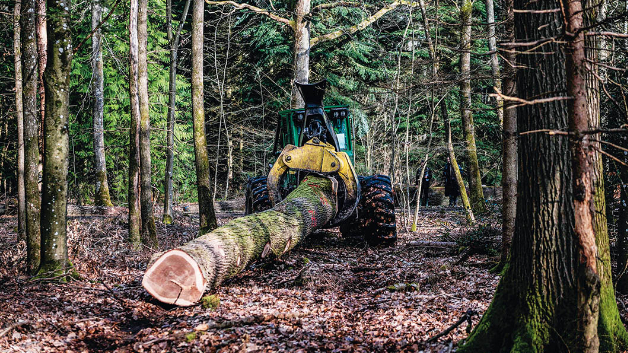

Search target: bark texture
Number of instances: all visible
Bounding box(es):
[192,0,217,233]
[36,0,46,142]
[485,0,502,126]
[585,0,628,348]
[143,176,336,306]
[137,0,157,246]
[459,0,626,350]
[22,0,42,274]
[163,0,191,224]
[495,0,517,272]
[91,0,114,207]
[39,0,72,276]
[291,0,310,108]
[14,0,26,240]
[128,0,142,246]
[458,0,486,214]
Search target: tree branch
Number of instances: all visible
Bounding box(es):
[205,0,293,28]
[73,0,124,54]
[310,0,419,47]
[311,2,362,13]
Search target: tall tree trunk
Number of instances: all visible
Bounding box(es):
[163,0,191,225]
[459,0,626,350]
[291,0,310,108]
[494,0,517,272]
[443,102,474,224]
[14,0,26,240]
[485,0,502,126]
[585,0,628,348]
[138,0,157,246]
[143,175,335,306]
[458,0,486,214]
[39,0,72,276]
[91,0,113,207]
[192,0,217,233]
[21,0,41,274]
[128,0,141,246]
[563,0,600,349]
[36,0,46,157]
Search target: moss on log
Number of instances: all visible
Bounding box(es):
[142,176,336,306]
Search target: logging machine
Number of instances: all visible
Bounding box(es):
[245,80,397,245]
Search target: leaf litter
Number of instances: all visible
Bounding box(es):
[1,205,622,352]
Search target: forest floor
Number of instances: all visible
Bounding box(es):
[1,201,626,352]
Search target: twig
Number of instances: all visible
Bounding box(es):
[0,321,30,338]
[427,310,476,343]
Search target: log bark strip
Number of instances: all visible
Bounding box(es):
[143,176,336,306]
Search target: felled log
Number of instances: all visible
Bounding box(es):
[142,176,336,306]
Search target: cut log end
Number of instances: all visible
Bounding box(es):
[142,249,206,306]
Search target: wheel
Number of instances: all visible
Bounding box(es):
[244,176,272,215]
[340,175,397,246]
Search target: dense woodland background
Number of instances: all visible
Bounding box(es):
[0,0,509,205]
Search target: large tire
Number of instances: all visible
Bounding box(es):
[244,176,272,215]
[340,175,397,246]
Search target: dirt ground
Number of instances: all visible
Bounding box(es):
[0,204,625,352]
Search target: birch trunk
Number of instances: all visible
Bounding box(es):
[39,0,72,276]
[143,176,335,306]
[192,0,217,233]
[14,0,26,240]
[138,0,157,245]
[91,0,114,207]
[458,0,486,214]
[128,0,142,246]
[22,0,41,274]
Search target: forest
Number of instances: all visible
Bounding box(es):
[0,0,627,351]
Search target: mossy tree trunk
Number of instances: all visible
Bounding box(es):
[459,0,627,350]
[14,0,27,240]
[91,0,114,207]
[21,0,42,274]
[128,0,142,246]
[585,0,628,349]
[143,176,336,306]
[192,0,217,233]
[36,0,46,148]
[38,0,72,277]
[458,0,486,215]
[442,103,474,225]
[137,0,157,246]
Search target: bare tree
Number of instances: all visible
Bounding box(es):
[21,0,41,274]
[128,0,142,246]
[193,0,218,233]
[138,0,157,245]
[163,0,192,224]
[36,0,46,153]
[38,0,73,277]
[91,0,114,207]
[14,0,26,240]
